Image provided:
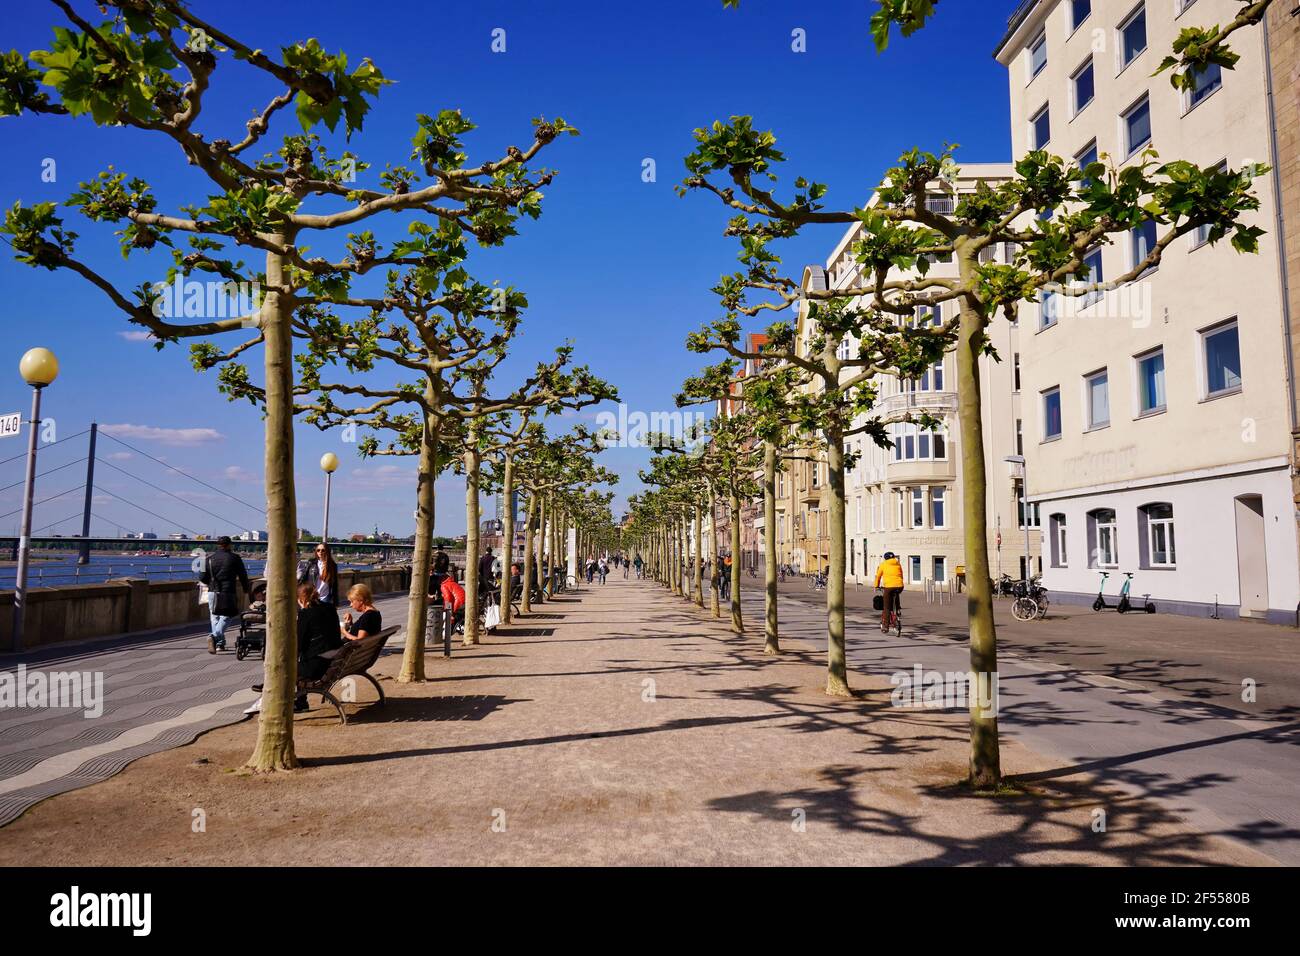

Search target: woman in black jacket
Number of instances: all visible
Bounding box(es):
[295,582,342,711]
[298,543,340,606]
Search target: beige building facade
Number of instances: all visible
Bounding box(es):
[996,0,1300,620]
[771,165,1043,591]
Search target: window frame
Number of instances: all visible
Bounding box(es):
[1031,102,1052,150]
[1117,3,1148,74]
[1089,508,1119,568]
[1122,92,1152,159]
[1183,60,1222,113]
[1135,346,1167,417]
[1200,317,1242,400]
[1050,513,1068,567]
[1027,30,1048,83]
[1084,368,1111,430]
[1071,57,1095,118]
[1070,0,1093,34]
[1042,386,1063,441]
[1143,502,1177,568]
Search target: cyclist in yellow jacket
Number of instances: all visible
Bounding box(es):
[874,552,905,633]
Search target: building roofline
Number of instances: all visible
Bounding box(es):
[993,0,1046,63]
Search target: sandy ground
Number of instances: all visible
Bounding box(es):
[0,576,1273,866]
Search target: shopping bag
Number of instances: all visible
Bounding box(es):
[484,603,501,630]
[872,594,884,611]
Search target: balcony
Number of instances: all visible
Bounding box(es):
[876,390,959,420]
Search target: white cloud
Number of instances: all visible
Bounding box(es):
[117,330,156,342]
[347,463,415,490]
[106,451,133,461]
[100,423,225,446]
[223,465,259,483]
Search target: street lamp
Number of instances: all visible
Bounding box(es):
[1004,454,1032,582]
[320,452,339,543]
[12,348,59,652]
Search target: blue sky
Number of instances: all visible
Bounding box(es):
[0,0,1014,538]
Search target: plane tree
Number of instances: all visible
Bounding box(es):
[0,0,576,771]
[689,5,1273,787]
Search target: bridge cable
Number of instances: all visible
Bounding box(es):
[98,432,265,515]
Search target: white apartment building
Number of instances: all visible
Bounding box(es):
[996,0,1300,620]
[787,165,1042,591]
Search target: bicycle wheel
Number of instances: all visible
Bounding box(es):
[895,612,902,639]
[1012,597,1038,622]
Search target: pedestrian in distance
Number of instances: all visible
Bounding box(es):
[200,535,250,654]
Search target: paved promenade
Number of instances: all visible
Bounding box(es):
[0,576,1279,865]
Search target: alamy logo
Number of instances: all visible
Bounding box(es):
[49,886,151,936]
[0,665,103,718]
[889,664,999,718]
[150,275,262,321]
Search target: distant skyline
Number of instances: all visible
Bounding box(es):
[0,0,1014,537]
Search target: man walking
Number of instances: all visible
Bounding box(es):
[200,535,250,654]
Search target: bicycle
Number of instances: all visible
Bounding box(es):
[1011,578,1049,621]
[877,588,902,637]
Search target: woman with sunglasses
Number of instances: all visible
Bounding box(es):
[298,541,340,606]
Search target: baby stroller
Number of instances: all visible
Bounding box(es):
[235,579,268,661]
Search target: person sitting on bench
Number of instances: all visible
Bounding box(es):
[296,582,342,712]
[438,575,466,633]
[341,583,381,641]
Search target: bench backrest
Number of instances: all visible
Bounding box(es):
[318,625,399,685]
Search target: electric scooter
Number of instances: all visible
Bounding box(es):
[1093,571,1157,613]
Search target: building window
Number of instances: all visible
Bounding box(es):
[1142,502,1176,567]
[911,488,925,529]
[1085,369,1110,429]
[1078,247,1104,307]
[891,423,947,462]
[1043,387,1062,440]
[1202,320,1241,397]
[1130,217,1157,274]
[1088,508,1119,567]
[1073,59,1095,116]
[931,487,946,529]
[1123,94,1152,157]
[1076,140,1099,174]
[1028,32,1048,80]
[933,556,947,583]
[1039,287,1059,329]
[1013,352,1021,392]
[1071,0,1092,32]
[1049,513,1068,567]
[1136,347,1166,415]
[1015,418,1024,456]
[1119,4,1147,70]
[1186,62,1221,110]
[1193,162,1229,248]
[909,555,922,584]
[1031,104,1051,149]
[1015,479,1041,529]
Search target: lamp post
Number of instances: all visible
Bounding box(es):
[12,348,59,652]
[1004,455,1032,582]
[320,452,339,544]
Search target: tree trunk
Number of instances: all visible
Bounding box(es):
[521,493,537,614]
[463,435,482,646]
[399,405,439,682]
[246,235,299,772]
[536,494,548,603]
[709,485,720,619]
[729,491,743,633]
[957,298,1001,788]
[825,426,849,696]
[501,452,515,625]
[763,442,780,655]
[693,503,704,607]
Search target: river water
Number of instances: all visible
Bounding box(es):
[0,553,376,589]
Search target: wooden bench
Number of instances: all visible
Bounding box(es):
[297,624,399,724]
